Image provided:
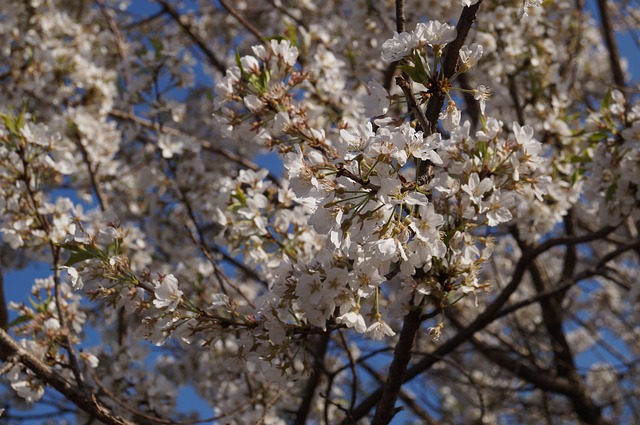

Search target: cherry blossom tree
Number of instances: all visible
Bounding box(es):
[0,0,639,424]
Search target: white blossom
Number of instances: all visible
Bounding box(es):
[366,320,396,340]
[364,79,390,116]
[153,274,183,311]
[381,31,414,62]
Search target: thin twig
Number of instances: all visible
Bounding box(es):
[108,109,280,185]
[396,75,430,133]
[219,0,269,46]
[96,0,131,86]
[51,247,85,389]
[73,132,107,212]
[395,0,406,33]
[155,0,226,74]
[360,361,437,424]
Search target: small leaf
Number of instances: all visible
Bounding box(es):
[235,48,242,72]
[1,113,16,135]
[7,314,33,328]
[412,51,430,81]
[601,88,612,111]
[605,180,618,202]
[284,21,298,46]
[65,249,97,266]
[570,169,584,185]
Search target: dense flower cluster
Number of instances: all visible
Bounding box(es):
[0,0,639,424]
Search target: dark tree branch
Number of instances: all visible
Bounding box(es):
[454,327,578,394]
[342,225,618,424]
[595,0,626,90]
[516,233,576,377]
[0,271,7,331]
[383,62,399,92]
[0,329,134,425]
[397,75,430,133]
[535,266,577,372]
[453,316,612,425]
[395,0,406,33]
[508,73,525,125]
[50,247,85,389]
[458,72,480,127]
[294,332,330,425]
[371,307,423,425]
[558,210,577,303]
[219,0,269,46]
[360,361,437,424]
[425,1,483,134]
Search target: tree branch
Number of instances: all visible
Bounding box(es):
[294,332,330,425]
[425,1,483,134]
[342,224,617,423]
[219,0,269,46]
[595,0,626,90]
[395,0,406,33]
[0,271,7,331]
[371,307,423,425]
[108,109,280,186]
[0,329,134,425]
[155,0,226,74]
[360,361,437,424]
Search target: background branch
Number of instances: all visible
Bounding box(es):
[0,329,134,425]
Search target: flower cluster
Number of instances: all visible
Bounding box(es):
[381,20,458,62]
[583,90,640,224]
[1,1,639,424]
[209,25,551,342]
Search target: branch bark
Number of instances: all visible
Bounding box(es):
[341,225,617,424]
[595,0,626,90]
[0,329,134,425]
[424,1,483,134]
[155,0,226,74]
[293,332,330,425]
[370,307,423,425]
[219,0,269,46]
[0,271,7,331]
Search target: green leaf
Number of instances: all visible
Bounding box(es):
[568,153,590,164]
[605,180,618,202]
[266,35,285,42]
[412,51,430,82]
[7,314,33,328]
[284,21,298,46]
[400,54,430,87]
[235,49,244,74]
[258,69,269,91]
[570,169,585,185]
[1,113,16,135]
[16,106,26,130]
[400,64,421,85]
[149,37,164,59]
[588,131,610,142]
[28,295,44,313]
[60,240,105,264]
[65,249,97,266]
[601,88,612,111]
